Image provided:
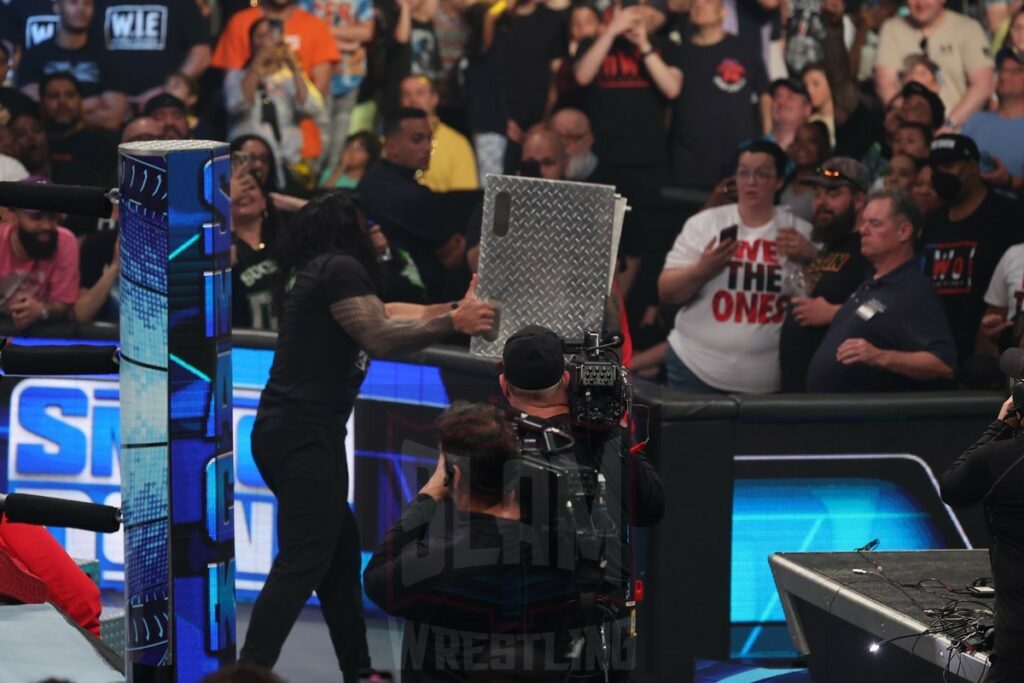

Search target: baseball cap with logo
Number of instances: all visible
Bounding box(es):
[798,156,871,193]
[900,81,946,130]
[929,134,980,164]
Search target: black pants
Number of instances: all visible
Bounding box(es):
[240,416,370,677]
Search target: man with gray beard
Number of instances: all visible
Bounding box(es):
[779,157,871,391]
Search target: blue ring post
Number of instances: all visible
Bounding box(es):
[118,140,236,681]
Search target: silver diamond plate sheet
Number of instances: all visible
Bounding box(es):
[471,175,623,358]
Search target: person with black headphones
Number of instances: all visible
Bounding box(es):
[941,394,1024,682]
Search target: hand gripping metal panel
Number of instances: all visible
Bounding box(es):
[471,175,623,358]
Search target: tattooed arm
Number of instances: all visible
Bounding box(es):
[331,275,494,358]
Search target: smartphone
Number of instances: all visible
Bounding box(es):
[719,225,738,243]
[231,150,251,176]
[267,18,285,42]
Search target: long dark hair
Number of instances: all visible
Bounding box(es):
[230,134,279,192]
[271,190,384,313]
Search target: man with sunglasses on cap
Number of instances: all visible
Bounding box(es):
[0,178,80,331]
[779,157,872,392]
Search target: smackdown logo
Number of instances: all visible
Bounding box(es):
[105,5,168,51]
[5,377,308,600]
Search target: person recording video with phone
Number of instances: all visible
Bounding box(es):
[238,192,494,678]
[941,384,1024,682]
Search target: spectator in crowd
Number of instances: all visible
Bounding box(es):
[231,134,279,191]
[966,48,1024,195]
[358,107,465,301]
[461,2,507,182]
[899,81,945,132]
[818,0,885,162]
[575,4,681,292]
[393,0,443,86]
[320,131,381,189]
[892,121,932,160]
[520,128,567,180]
[1004,7,1024,53]
[399,74,478,191]
[0,178,80,330]
[766,78,813,154]
[806,189,956,391]
[550,107,600,182]
[912,163,945,216]
[300,0,374,170]
[978,242,1024,362]
[883,153,920,192]
[212,0,339,163]
[74,227,119,324]
[0,43,38,123]
[433,0,469,92]
[801,64,835,145]
[551,3,601,112]
[488,0,567,166]
[920,134,1021,366]
[231,167,278,330]
[848,0,900,83]
[780,121,831,223]
[901,54,942,93]
[669,0,769,190]
[780,157,871,392]
[39,73,118,182]
[8,111,102,237]
[16,0,127,131]
[874,0,994,130]
[224,17,325,182]
[96,0,212,110]
[143,93,191,141]
[657,140,813,393]
[163,71,215,139]
[122,116,162,144]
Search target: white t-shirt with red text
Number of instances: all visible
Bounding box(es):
[664,204,813,393]
[984,243,1024,318]
[0,222,80,312]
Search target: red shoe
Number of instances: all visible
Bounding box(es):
[0,547,48,605]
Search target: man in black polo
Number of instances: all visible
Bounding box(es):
[920,133,1021,365]
[358,107,465,303]
[780,157,871,392]
[39,72,118,182]
[806,189,956,392]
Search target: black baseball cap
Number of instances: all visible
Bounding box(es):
[769,77,810,101]
[929,133,980,164]
[143,92,187,116]
[502,325,565,390]
[899,81,945,130]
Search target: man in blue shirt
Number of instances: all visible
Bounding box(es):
[966,48,1024,196]
[806,189,957,392]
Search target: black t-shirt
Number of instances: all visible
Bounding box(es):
[0,0,57,49]
[464,49,507,135]
[357,160,451,301]
[16,37,115,98]
[51,158,104,237]
[232,240,277,331]
[498,6,566,128]
[79,229,118,323]
[783,0,825,76]
[806,259,957,392]
[577,35,678,168]
[834,99,884,162]
[670,35,767,189]
[257,253,375,427]
[49,127,119,183]
[780,231,869,392]
[95,0,211,96]
[919,192,1022,360]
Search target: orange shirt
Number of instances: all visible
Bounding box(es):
[212,6,339,74]
[212,7,339,160]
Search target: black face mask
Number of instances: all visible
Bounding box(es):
[931,169,962,203]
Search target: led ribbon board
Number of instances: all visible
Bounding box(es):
[119,140,235,680]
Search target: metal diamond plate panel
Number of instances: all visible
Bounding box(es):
[471,175,623,358]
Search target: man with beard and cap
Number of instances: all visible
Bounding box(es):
[142,93,191,141]
[778,157,871,392]
[0,178,80,330]
[920,134,1021,367]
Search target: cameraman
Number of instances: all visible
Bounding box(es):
[363,402,578,681]
[940,396,1024,682]
[498,325,665,585]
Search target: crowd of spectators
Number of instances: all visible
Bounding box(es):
[1,0,1024,393]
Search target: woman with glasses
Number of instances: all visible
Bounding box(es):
[657,140,814,394]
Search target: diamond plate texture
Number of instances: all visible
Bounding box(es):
[471,175,622,358]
